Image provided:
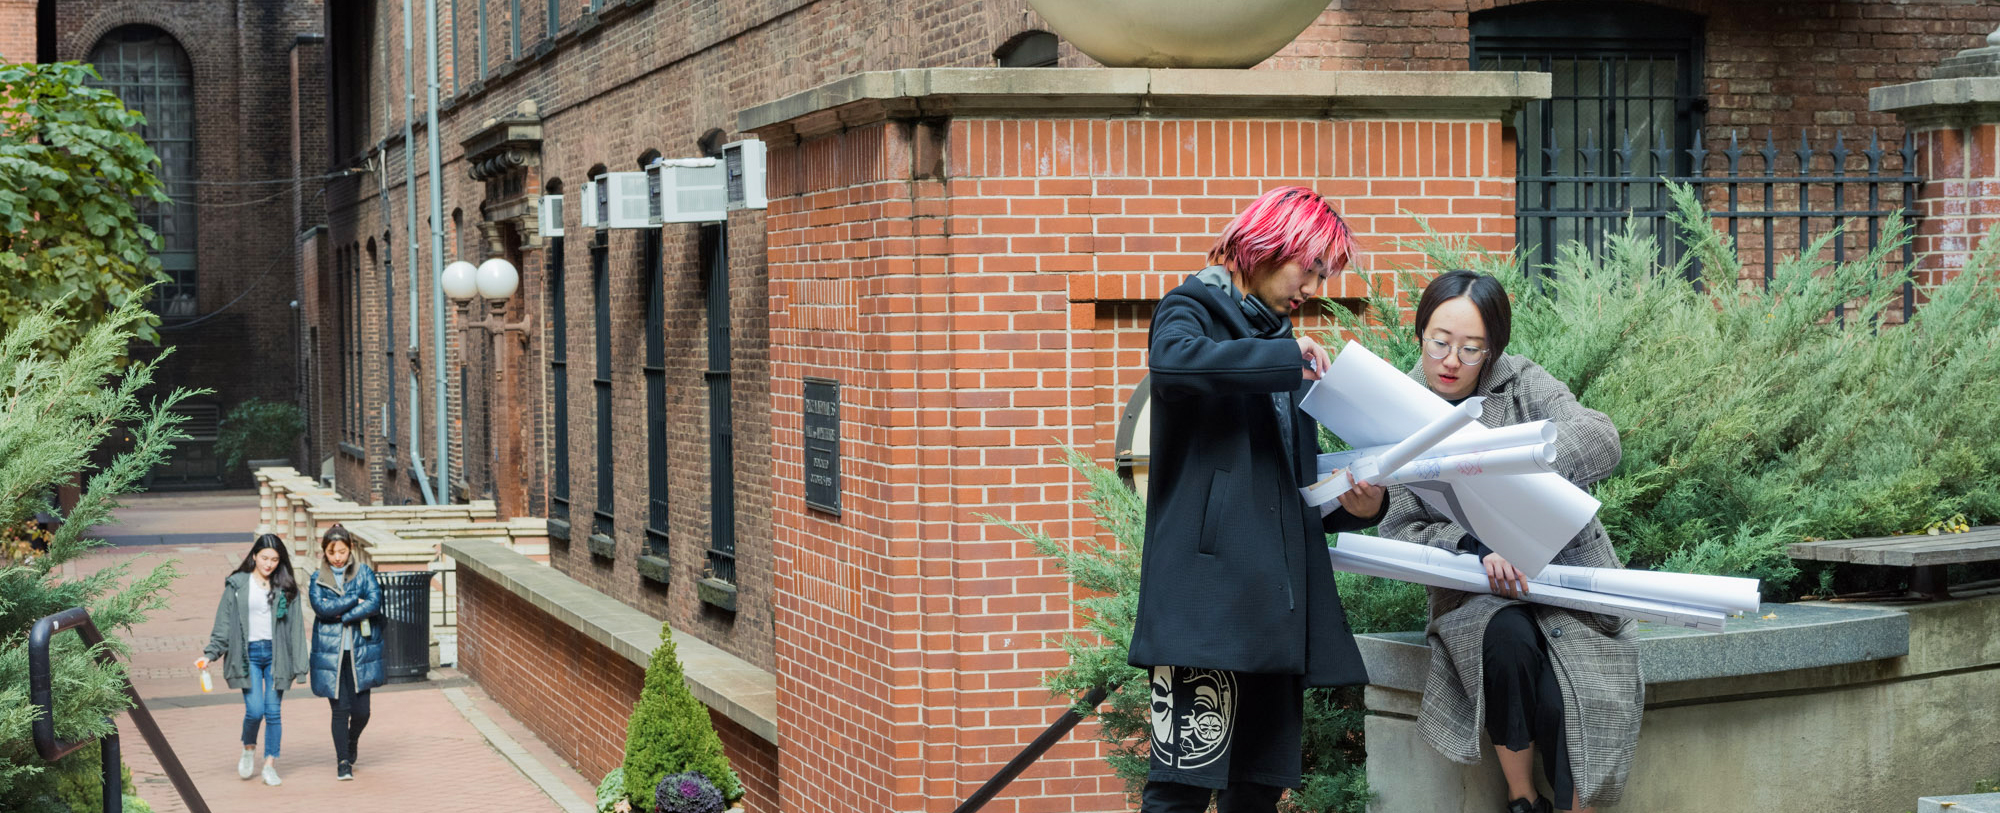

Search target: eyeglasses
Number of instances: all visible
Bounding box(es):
[1423,337,1489,366]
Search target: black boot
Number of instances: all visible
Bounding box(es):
[1506,797,1553,813]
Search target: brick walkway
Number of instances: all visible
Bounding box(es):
[69,491,600,813]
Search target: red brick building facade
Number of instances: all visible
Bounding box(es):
[35,0,323,487]
[300,2,1999,812]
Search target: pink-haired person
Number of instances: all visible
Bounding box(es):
[1127,187,1383,813]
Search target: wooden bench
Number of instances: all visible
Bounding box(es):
[1788,526,2000,599]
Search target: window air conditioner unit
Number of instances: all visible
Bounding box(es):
[647,157,727,224]
[538,194,564,237]
[599,171,651,229]
[722,139,768,211]
[579,181,600,228]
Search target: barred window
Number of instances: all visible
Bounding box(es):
[87,26,196,317]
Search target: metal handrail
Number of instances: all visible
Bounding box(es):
[29,607,212,813]
[953,683,1114,813]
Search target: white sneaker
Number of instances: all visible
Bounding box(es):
[237,751,255,780]
[262,763,281,786]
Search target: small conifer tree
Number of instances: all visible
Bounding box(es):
[621,621,742,808]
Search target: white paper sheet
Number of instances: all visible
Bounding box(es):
[1299,341,1601,576]
[1329,535,1736,632]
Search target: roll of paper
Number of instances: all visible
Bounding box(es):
[1360,395,1486,483]
[1370,443,1558,486]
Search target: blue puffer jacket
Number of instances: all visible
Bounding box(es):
[308,560,386,697]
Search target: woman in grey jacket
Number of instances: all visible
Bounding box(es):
[309,524,384,781]
[1380,271,1642,813]
[196,534,309,786]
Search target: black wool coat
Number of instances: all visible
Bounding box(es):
[1127,268,1373,687]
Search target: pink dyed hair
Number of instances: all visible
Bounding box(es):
[1207,186,1356,284]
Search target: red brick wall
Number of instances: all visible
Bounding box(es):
[456,568,782,812]
[1267,0,2000,143]
[0,0,34,61]
[761,114,1517,813]
[1910,122,2000,279]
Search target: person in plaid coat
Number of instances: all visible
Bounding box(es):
[1379,270,1642,813]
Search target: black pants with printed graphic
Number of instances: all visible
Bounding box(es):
[1141,665,1302,813]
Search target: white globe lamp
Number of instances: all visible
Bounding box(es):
[441,260,479,302]
[475,257,520,301]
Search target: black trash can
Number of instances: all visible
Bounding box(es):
[376,570,433,684]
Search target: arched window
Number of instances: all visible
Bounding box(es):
[995,30,1059,67]
[88,26,197,316]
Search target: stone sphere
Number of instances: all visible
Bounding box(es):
[1027,0,1329,69]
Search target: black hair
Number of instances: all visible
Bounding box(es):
[1413,269,1512,359]
[322,523,354,553]
[321,523,360,570]
[233,533,299,603]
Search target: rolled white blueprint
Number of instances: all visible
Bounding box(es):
[1369,444,1558,486]
[1300,396,1490,508]
[1318,421,1558,477]
[1329,545,1727,632]
[1332,533,1757,628]
[1358,395,1486,484]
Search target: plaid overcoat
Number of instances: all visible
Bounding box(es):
[1378,352,1644,808]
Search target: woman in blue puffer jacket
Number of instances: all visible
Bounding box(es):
[308,524,385,781]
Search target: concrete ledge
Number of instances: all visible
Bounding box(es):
[1870,76,2000,128]
[741,67,1551,140]
[443,538,779,744]
[1923,793,2000,813]
[1360,592,2000,813]
[1356,600,1908,700]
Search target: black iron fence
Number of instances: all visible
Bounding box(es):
[1515,128,1923,318]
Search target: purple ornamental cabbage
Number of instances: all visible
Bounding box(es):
[654,771,725,813]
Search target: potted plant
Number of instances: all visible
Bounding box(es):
[215,398,305,476]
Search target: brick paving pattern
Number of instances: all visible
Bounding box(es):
[66,492,598,813]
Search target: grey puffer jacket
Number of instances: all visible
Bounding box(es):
[202,571,310,690]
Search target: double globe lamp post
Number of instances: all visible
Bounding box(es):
[440,258,533,516]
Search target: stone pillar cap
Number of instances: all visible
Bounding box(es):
[740,68,1551,142]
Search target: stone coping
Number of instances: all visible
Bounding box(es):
[1922,793,2000,813]
[1356,600,1909,694]
[390,518,549,537]
[1870,76,2000,127]
[442,538,779,744]
[741,67,1552,141]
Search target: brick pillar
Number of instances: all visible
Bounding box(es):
[748,68,1541,813]
[1873,27,2000,284]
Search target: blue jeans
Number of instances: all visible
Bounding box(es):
[240,639,284,759]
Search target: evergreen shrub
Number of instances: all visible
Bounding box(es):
[620,621,742,808]
[0,302,200,811]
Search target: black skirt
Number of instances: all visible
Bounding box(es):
[1482,605,1576,809]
